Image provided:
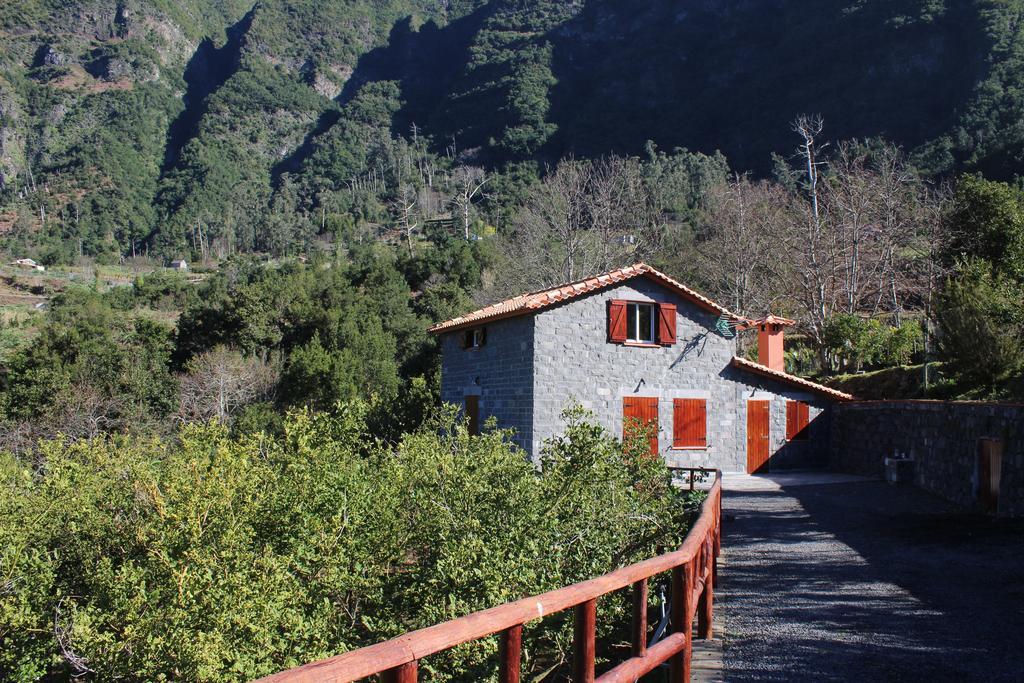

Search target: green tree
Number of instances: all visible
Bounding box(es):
[944,174,1024,279]
[0,289,177,433]
[935,259,1024,395]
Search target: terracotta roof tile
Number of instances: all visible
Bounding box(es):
[428,263,738,333]
[730,356,854,402]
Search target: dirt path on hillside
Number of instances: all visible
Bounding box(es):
[719,476,1024,682]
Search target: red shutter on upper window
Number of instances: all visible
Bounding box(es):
[786,400,810,441]
[608,300,628,343]
[657,303,677,346]
[673,398,707,448]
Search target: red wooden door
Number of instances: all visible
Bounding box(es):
[623,397,659,457]
[465,395,480,436]
[746,400,770,473]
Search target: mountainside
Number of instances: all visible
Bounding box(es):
[2,0,1024,260]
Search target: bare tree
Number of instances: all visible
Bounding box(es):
[826,143,885,315]
[178,347,278,423]
[775,130,947,362]
[793,114,827,228]
[697,174,788,316]
[448,166,490,241]
[500,156,663,293]
[781,115,839,353]
[391,183,419,257]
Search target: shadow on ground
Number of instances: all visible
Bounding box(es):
[722,478,1024,682]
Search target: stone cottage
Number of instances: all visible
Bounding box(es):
[429,264,852,473]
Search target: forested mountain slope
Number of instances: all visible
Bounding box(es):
[2,0,1024,260]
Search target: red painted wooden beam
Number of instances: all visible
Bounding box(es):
[574,598,597,683]
[499,624,522,683]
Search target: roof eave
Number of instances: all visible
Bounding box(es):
[730,357,855,402]
[428,306,535,335]
[428,264,741,335]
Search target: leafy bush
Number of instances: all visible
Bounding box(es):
[821,313,920,372]
[0,404,693,681]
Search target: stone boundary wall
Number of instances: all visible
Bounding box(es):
[831,401,1024,517]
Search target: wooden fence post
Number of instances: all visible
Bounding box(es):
[668,564,692,682]
[382,660,417,683]
[574,599,597,683]
[698,545,714,640]
[631,579,648,657]
[499,624,522,683]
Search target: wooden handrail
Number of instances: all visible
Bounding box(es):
[256,471,722,683]
[670,466,717,491]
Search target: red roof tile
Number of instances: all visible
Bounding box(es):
[730,356,855,401]
[428,263,738,334]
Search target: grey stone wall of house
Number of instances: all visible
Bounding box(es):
[723,366,832,471]
[831,401,1024,517]
[528,278,832,472]
[438,315,535,453]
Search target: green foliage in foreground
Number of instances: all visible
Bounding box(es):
[0,404,697,682]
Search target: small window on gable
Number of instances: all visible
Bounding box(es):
[463,327,487,349]
[786,400,810,441]
[626,302,656,343]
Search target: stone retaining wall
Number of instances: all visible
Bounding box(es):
[831,401,1024,516]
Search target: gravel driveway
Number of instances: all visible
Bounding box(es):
[720,475,1024,682]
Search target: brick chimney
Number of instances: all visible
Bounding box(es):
[754,315,794,372]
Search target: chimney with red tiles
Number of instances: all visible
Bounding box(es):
[755,315,795,372]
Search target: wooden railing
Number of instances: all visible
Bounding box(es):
[671,466,717,492]
[256,471,722,683]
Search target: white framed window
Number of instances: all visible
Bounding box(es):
[626,303,655,343]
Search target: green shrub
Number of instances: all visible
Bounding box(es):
[821,313,921,372]
[0,404,692,681]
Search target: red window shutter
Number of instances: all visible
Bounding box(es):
[786,401,797,441]
[657,303,677,346]
[694,400,707,446]
[608,300,628,343]
[787,400,810,441]
[624,396,659,457]
[673,399,707,448]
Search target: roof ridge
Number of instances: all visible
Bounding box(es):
[429,263,735,334]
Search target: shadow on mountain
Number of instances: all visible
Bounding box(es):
[271,5,494,186]
[547,0,990,172]
[162,4,257,172]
